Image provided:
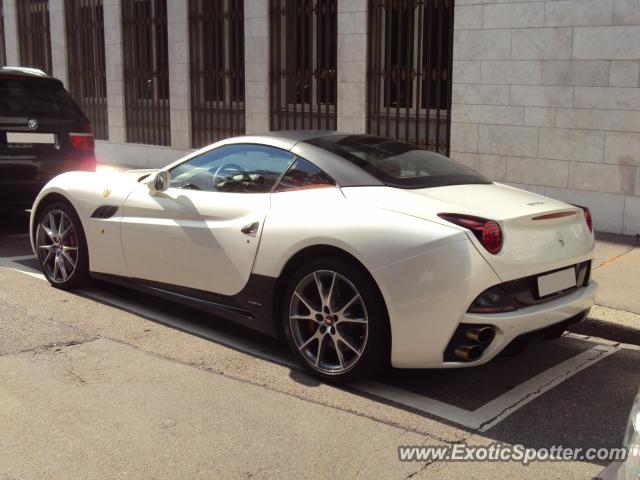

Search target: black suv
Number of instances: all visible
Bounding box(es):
[0,67,95,208]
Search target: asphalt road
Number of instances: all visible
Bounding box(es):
[1,209,639,479]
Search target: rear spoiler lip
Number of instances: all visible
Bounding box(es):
[531,210,578,221]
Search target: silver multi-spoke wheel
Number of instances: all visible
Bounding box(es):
[36,209,79,284]
[289,270,369,375]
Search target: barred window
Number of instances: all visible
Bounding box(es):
[368,0,454,154]
[16,0,52,74]
[0,0,6,65]
[65,0,108,140]
[269,0,337,131]
[121,0,170,146]
[189,0,245,148]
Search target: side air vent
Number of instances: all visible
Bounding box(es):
[91,205,119,219]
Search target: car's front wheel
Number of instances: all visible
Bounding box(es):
[282,257,389,383]
[35,202,89,289]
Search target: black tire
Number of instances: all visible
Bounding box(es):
[282,256,390,383]
[35,201,90,290]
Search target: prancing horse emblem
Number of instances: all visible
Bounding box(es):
[28,119,38,130]
[556,232,565,247]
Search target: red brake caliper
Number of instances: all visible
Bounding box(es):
[69,232,77,260]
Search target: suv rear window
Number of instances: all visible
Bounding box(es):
[0,77,83,118]
[305,134,491,189]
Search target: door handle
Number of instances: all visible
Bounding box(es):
[241,221,259,237]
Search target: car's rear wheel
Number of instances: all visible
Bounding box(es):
[35,202,89,289]
[282,257,389,383]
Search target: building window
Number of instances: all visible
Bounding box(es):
[121,0,170,146]
[65,0,108,140]
[16,0,52,74]
[367,0,454,154]
[189,0,245,148]
[0,0,6,65]
[269,0,337,131]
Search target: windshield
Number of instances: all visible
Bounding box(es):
[305,134,491,189]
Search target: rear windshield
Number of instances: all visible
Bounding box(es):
[305,135,491,189]
[0,77,83,118]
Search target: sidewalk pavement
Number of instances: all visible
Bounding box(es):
[569,233,640,345]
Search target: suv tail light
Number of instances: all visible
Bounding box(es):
[69,132,95,151]
[438,213,503,254]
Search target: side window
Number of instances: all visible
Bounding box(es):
[169,144,294,193]
[274,158,336,192]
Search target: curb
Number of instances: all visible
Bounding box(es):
[567,317,640,348]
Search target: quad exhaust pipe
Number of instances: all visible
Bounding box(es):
[466,327,495,345]
[454,344,484,361]
[453,327,496,361]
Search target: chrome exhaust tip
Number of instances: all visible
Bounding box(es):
[454,344,484,361]
[466,327,496,345]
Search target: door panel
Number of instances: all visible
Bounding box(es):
[121,184,269,296]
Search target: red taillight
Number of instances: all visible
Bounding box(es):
[582,207,593,232]
[69,132,95,151]
[438,213,503,254]
[481,221,502,254]
[571,204,593,232]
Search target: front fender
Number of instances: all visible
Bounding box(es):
[29,171,136,277]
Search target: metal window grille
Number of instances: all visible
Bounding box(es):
[121,0,170,146]
[16,0,52,74]
[189,0,245,148]
[65,0,108,140]
[0,0,6,65]
[367,0,454,154]
[269,0,337,131]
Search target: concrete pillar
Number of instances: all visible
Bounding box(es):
[244,0,270,134]
[102,0,125,144]
[167,0,191,150]
[49,0,68,86]
[336,0,368,134]
[3,0,19,65]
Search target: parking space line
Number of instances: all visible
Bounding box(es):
[0,255,44,281]
[0,256,621,433]
[0,255,292,366]
[82,287,293,367]
[355,345,617,432]
[474,345,617,431]
[352,380,480,427]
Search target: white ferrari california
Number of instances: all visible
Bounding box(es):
[30,131,597,382]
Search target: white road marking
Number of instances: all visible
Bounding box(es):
[0,255,45,280]
[355,345,617,431]
[474,344,616,431]
[0,254,291,365]
[82,287,292,367]
[0,254,621,432]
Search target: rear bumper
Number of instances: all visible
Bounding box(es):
[0,180,47,207]
[0,157,95,207]
[440,280,597,368]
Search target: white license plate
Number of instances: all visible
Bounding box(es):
[7,132,56,144]
[537,267,577,297]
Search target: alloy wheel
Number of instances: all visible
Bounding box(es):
[36,209,79,283]
[289,270,369,375]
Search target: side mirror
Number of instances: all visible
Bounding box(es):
[147,170,170,194]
